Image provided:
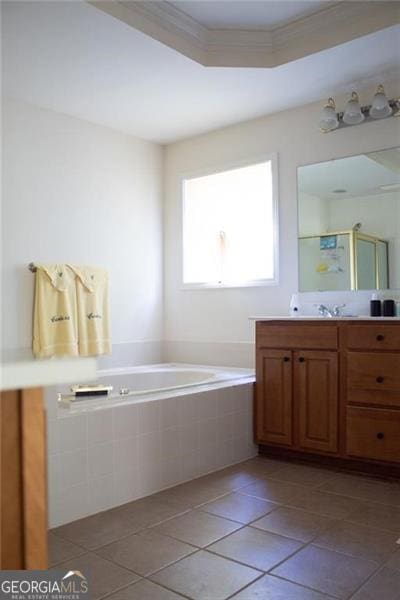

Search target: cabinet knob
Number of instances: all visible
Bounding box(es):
[376,376,384,384]
[299,357,305,363]
[376,334,385,341]
[376,432,385,440]
[283,356,290,362]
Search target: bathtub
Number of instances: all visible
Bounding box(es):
[45,363,257,527]
[56,363,254,410]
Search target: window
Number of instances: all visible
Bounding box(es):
[182,157,278,287]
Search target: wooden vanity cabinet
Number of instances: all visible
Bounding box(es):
[255,321,339,456]
[296,350,338,453]
[255,320,400,473]
[342,322,400,466]
[346,406,400,463]
[256,349,293,446]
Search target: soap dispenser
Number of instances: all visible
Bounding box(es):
[370,293,381,317]
[289,293,300,317]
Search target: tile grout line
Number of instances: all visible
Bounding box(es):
[96,576,143,600]
[253,470,400,509]
[262,538,382,600]
[92,542,199,579]
[223,571,341,600]
[345,563,395,600]
[264,572,342,599]
[222,570,266,600]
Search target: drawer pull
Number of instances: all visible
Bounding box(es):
[376,376,384,383]
[376,334,385,341]
[299,357,305,363]
[283,357,290,362]
[376,432,385,440]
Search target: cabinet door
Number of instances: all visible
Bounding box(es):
[0,389,47,569]
[256,349,292,446]
[295,351,338,453]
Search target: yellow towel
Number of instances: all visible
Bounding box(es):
[70,266,111,357]
[32,264,79,358]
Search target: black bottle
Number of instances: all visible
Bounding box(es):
[382,299,395,317]
[370,299,381,317]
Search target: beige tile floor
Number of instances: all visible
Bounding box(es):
[50,456,400,600]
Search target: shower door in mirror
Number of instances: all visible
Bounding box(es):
[298,147,399,292]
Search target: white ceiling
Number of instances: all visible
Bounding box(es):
[299,150,400,200]
[2,1,399,144]
[170,0,333,30]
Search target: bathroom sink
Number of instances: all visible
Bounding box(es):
[287,315,361,319]
[309,315,359,319]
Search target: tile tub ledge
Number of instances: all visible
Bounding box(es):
[0,357,97,391]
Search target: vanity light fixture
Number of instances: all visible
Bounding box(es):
[370,84,392,119]
[343,92,364,125]
[319,85,400,132]
[319,97,339,132]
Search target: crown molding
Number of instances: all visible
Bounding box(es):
[89,1,400,68]
[89,0,208,64]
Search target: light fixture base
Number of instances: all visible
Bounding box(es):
[325,98,400,132]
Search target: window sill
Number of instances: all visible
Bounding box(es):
[181,279,278,290]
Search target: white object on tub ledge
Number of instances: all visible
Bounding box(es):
[56,362,255,411]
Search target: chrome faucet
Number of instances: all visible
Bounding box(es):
[317,304,333,317]
[332,304,346,317]
[317,304,346,317]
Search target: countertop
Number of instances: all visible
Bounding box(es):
[249,316,400,321]
[0,357,97,391]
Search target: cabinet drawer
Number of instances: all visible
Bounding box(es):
[347,406,400,463]
[346,325,400,351]
[256,323,337,350]
[347,353,400,392]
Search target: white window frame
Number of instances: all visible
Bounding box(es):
[180,153,279,290]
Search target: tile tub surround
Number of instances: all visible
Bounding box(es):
[45,382,256,527]
[50,456,400,600]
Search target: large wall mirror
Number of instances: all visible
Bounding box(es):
[298,147,400,292]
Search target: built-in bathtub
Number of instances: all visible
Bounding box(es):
[56,363,254,410]
[45,363,256,527]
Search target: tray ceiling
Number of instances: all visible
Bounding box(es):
[91,1,399,67]
[169,1,333,30]
[2,1,399,143]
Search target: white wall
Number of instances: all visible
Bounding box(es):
[327,191,400,288]
[164,81,400,367]
[2,98,164,366]
[298,191,329,236]
[327,192,397,238]
[3,84,400,370]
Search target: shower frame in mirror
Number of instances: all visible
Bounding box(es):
[299,229,389,292]
[297,146,399,292]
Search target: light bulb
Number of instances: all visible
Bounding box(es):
[370,84,392,119]
[319,98,339,132]
[343,92,365,125]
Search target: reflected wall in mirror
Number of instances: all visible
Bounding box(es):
[298,147,400,292]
